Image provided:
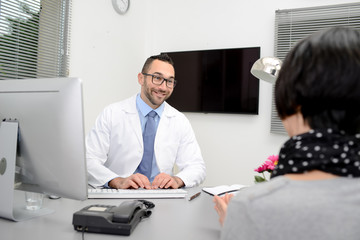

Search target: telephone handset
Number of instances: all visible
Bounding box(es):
[112,201,144,223]
[72,200,154,236]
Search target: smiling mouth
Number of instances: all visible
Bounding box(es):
[152,89,166,98]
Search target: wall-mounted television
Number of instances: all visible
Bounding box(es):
[163,47,260,114]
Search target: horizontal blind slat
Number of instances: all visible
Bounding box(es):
[0,0,71,80]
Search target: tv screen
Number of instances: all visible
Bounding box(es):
[163,47,260,114]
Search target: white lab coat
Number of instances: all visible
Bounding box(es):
[86,94,206,187]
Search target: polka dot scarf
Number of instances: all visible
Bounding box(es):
[271,129,360,178]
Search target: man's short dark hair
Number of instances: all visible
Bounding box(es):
[275,27,360,134]
[141,53,175,73]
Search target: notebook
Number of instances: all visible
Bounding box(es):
[202,184,248,196]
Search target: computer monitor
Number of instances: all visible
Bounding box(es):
[0,77,88,221]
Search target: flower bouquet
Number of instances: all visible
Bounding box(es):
[254,155,278,183]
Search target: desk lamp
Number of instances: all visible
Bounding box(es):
[250,57,282,83]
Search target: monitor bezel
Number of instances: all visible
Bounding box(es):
[0,77,88,201]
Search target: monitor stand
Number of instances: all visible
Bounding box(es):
[0,121,54,221]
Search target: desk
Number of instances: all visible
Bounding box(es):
[0,188,221,240]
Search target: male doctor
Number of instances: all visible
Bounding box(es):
[86,54,206,189]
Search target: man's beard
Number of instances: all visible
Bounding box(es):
[144,87,170,107]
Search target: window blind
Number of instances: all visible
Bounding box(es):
[272,2,360,134]
[0,0,71,80]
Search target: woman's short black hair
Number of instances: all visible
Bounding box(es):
[275,27,360,134]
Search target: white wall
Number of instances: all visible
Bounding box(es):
[69,0,360,186]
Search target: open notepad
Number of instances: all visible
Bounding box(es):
[202,184,248,196]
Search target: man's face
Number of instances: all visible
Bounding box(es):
[138,59,175,109]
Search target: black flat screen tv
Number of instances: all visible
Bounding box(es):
[163,47,260,114]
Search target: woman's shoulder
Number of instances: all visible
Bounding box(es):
[233,176,360,205]
[233,176,290,202]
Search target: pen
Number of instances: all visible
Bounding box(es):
[188,192,201,201]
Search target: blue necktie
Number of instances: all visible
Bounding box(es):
[138,111,157,179]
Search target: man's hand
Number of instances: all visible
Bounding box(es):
[213,193,234,226]
[108,173,151,189]
[151,173,184,189]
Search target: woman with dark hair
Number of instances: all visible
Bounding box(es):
[213,27,360,240]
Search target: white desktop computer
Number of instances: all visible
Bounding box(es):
[0,77,88,221]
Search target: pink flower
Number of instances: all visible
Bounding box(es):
[254,163,267,173]
[254,154,278,183]
[265,161,275,170]
[254,155,279,173]
[267,155,279,165]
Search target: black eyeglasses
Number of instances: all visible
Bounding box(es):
[142,73,177,88]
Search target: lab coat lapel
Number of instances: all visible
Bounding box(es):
[124,95,143,148]
[156,103,176,144]
[128,112,143,148]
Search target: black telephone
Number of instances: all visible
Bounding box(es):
[72,200,154,236]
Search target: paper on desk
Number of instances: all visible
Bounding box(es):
[202,184,248,196]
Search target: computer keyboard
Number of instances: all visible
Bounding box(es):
[88,188,188,199]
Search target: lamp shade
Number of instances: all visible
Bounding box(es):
[250,57,282,84]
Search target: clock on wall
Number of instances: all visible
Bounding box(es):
[112,0,130,15]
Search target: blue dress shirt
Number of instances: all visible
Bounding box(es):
[105,94,164,188]
[134,94,164,182]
